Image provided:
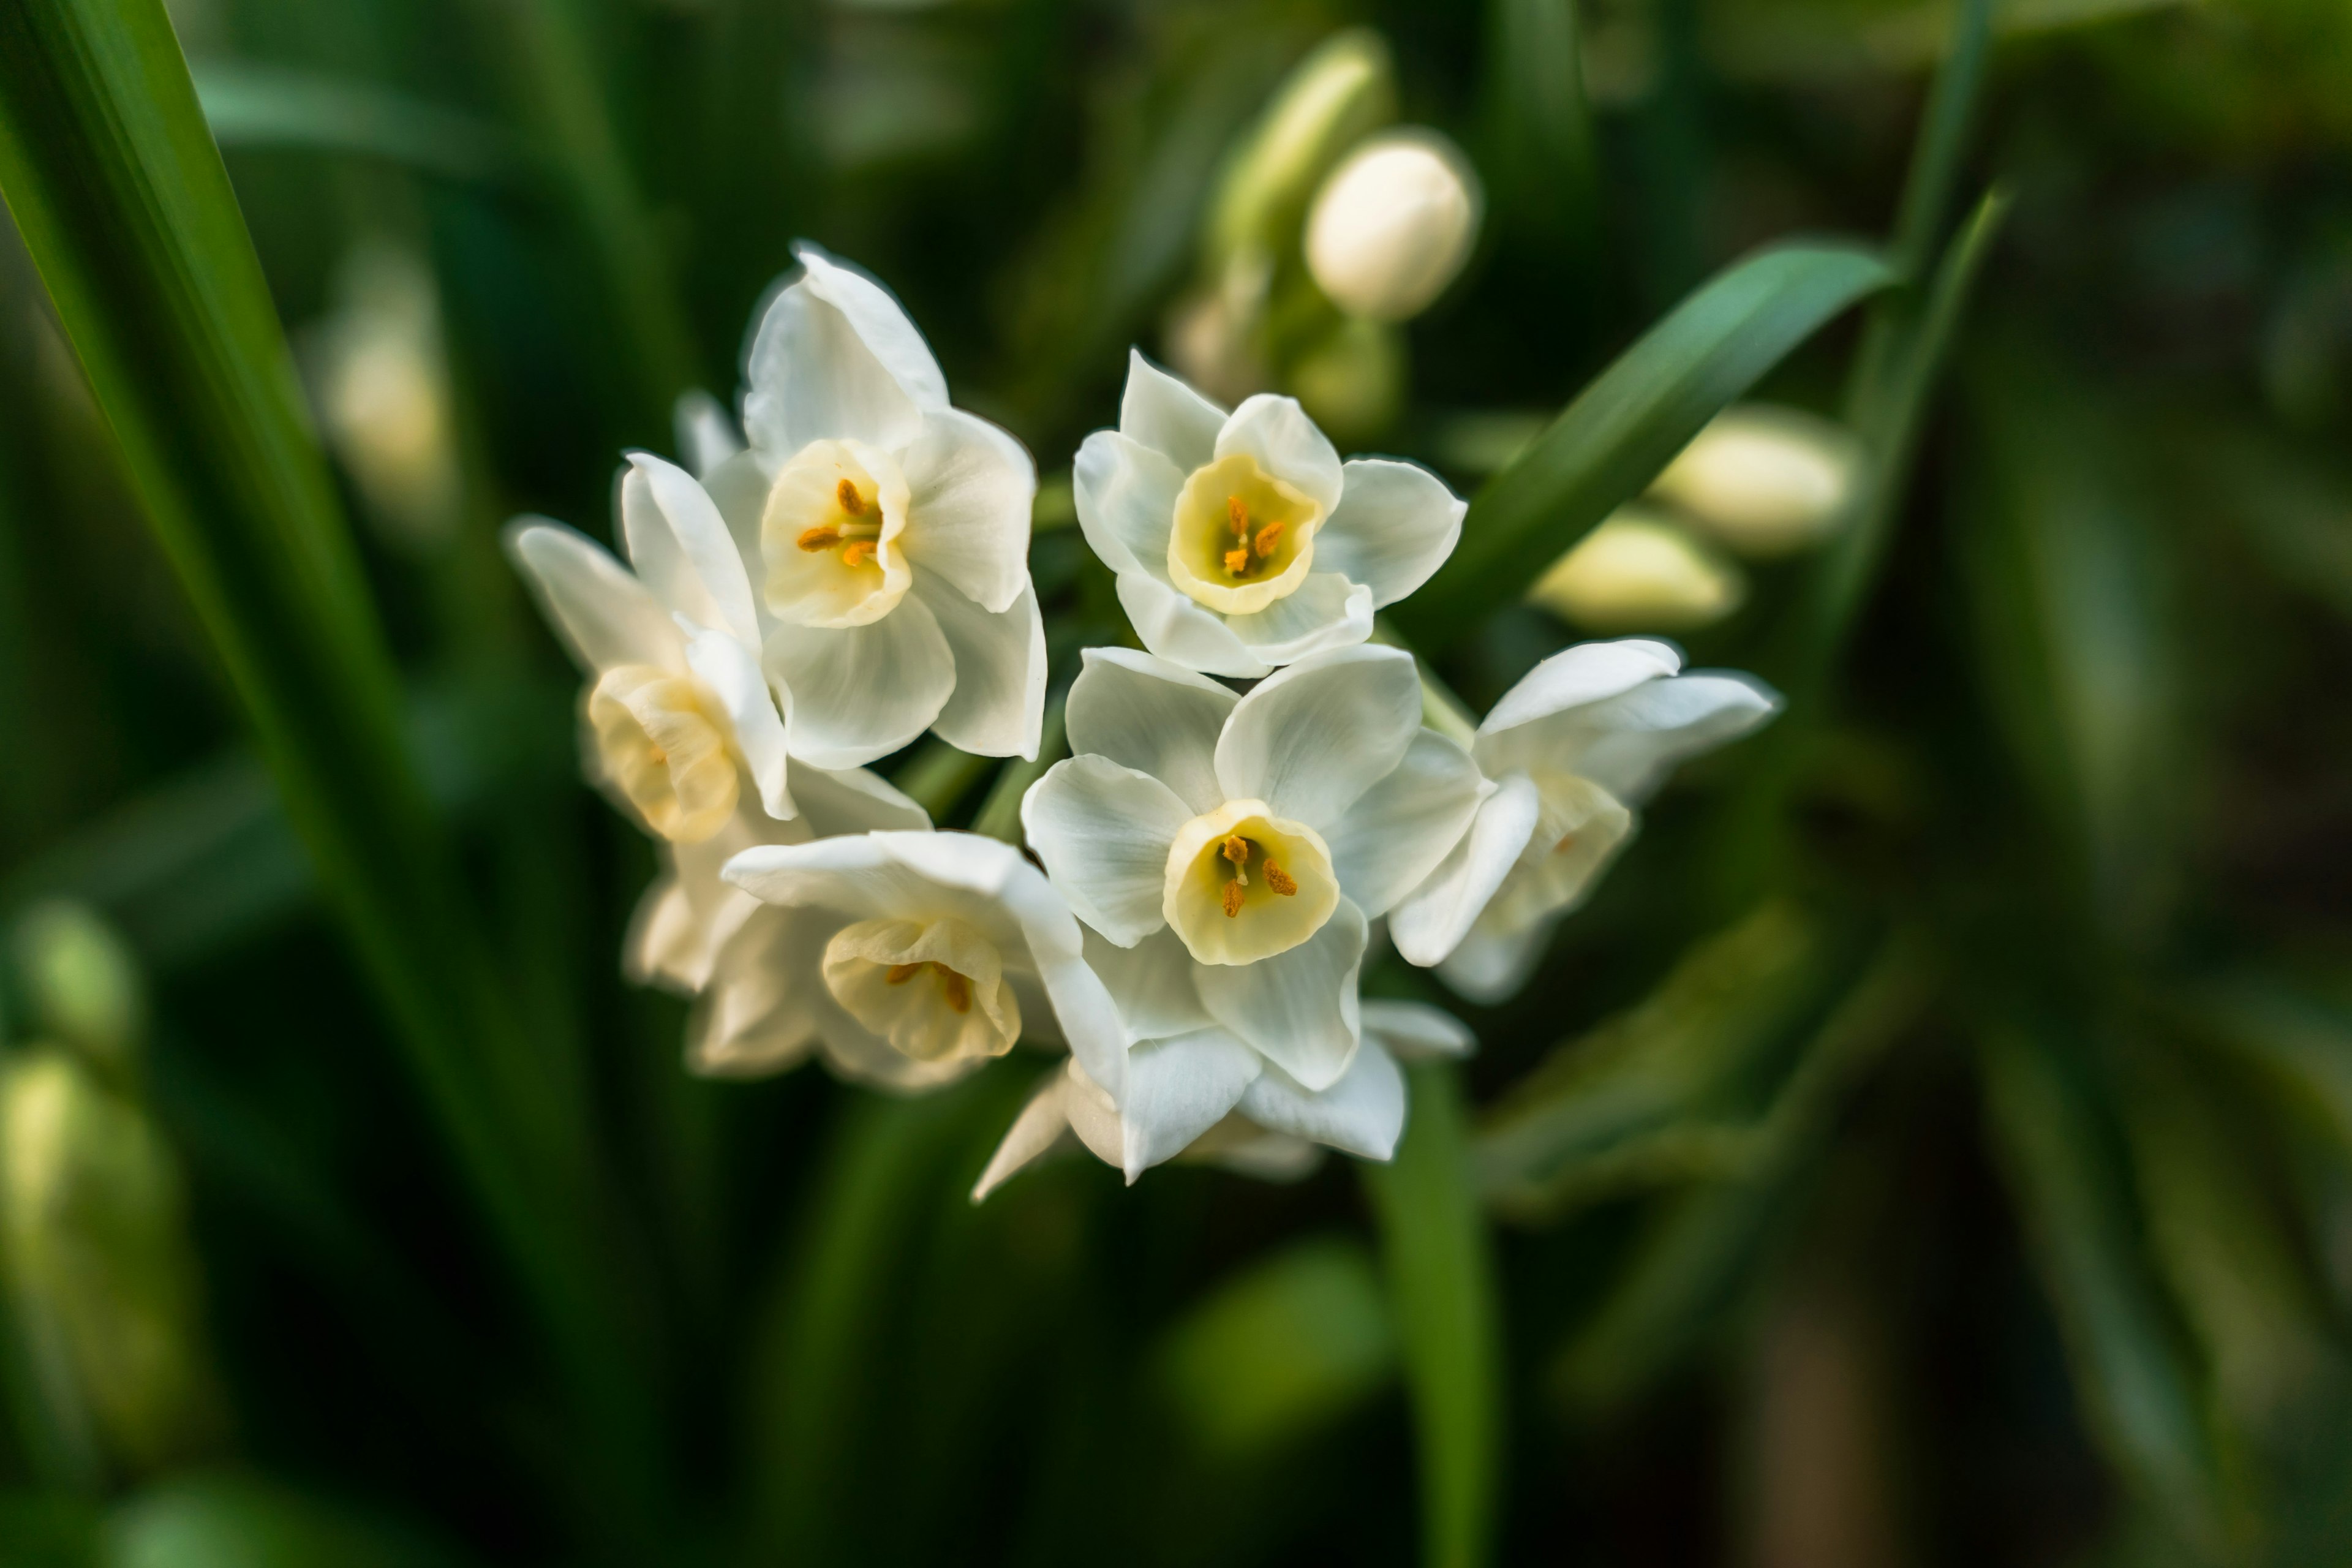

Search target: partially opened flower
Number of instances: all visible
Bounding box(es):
[1392,639,1779,1003]
[1018,644,1483,1174]
[507,454,793,842]
[970,998,1474,1199]
[698,244,1045,767]
[712,831,1127,1095]
[1074,352,1464,679]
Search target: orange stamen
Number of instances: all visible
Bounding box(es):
[1221,835,1252,885]
[1264,862,1298,897]
[1221,881,1245,918]
[837,478,864,515]
[1553,833,1578,855]
[1253,522,1284,558]
[1223,546,1250,576]
[886,962,922,985]
[1226,495,1249,537]
[841,540,876,569]
[797,524,840,552]
[938,968,971,1014]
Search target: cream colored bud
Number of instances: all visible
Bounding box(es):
[1529,507,1747,631]
[1649,404,1861,557]
[1208,29,1396,265]
[307,246,461,552]
[11,902,144,1082]
[1305,130,1483,323]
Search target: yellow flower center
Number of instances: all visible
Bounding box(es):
[1166,453,1322,616]
[760,437,912,628]
[1162,799,1339,965]
[585,664,739,843]
[821,916,1021,1064]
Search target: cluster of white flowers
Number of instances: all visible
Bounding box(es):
[508,246,1779,1194]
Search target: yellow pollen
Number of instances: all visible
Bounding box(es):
[1222,881,1245,918]
[938,968,971,1014]
[797,524,840,552]
[1263,862,1298,897]
[1253,522,1284,558]
[1553,832,1578,855]
[1221,834,1252,885]
[1227,495,1249,537]
[1223,546,1250,576]
[837,477,865,516]
[841,539,876,569]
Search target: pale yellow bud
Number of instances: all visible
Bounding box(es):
[1305,130,1483,323]
[1529,507,1747,631]
[1648,404,1861,557]
[12,902,144,1083]
[308,246,461,552]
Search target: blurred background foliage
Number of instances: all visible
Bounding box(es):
[0,0,2348,1562]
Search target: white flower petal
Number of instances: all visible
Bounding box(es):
[1360,999,1476,1062]
[674,388,742,478]
[1389,772,1542,967]
[1237,1037,1405,1160]
[1477,638,1684,737]
[815,1010,988,1093]
[505,519,685,673]
[625,807,796,992]
[1215,394,1343,515]
[1119,1027,1264,1181]
[972,1069,1079,1202]
[1064,647,1234,814]
[682,624,791,819]
[1437,917,1553,1006]
[1119,348,1227,472]
[621,453,760,646]
[899,408,1035,614]
[701,450,770,580]
[1074,429,1183,578]
[1020,756,1193,946]
[1314,458,1466,608]
[789,764,932,837]
[1531,673,1781,804]
[914,575,1046,760]
[1083,924,1212,1040]
[1114,571,1270,679]
[1323,728,1487,917]
[1214,644,1420,831]
[742,245,944,456]
[1194,898,1366,1093]
[1224,574,1376,666]
[684,905,833,1077]
[763,595,954,769]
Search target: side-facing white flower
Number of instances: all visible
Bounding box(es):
[697,244,1046,767]
[507,454,793,842]
[1393,639,1779,1003]
[709,831,1128,1095]
[970,998,1474,1199]
[1019,644,1484,1175]
[1075,352,1464,679]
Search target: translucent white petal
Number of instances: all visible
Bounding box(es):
[622,453,760,645]
[684,904,834,1077]
[1314,458,1465,608]
[1224,574,1376,666]
[505,519,684,673]
[1389,772,1542,967]
[971,1069,1079,1202]
[1073,429,1183,578]
[1436,916,1553,1006]
[625,805,799,993]
[1237,1036,1405,1159]
[701,450,770,584]
[1214,644,1420,832]
[1118,348,1226,472]
[1083,924,1212,1041]
[1215,394,1343,515]
[1477,638,1684,737]
[914,576,1045,761]
[789,764,931,837]
[1064,647,1234,815]
[763,595,953,769]
[741,245,944,457]
[1020,756,1192,945]
[1512,673,1781,804]
[682,624,791,819]
[674,388,742,478]
[1114,571,1270,679]
[1323,728,1487,917]
[1194,898,1366,1092]
[899,409,1035,614]
[1360,999,1476,1062]
[1118,1027,1263,1181]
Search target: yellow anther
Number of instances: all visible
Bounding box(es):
[797,524,841,552]
[886,962,922,985]
[1221,835,1252,885]
[1223,546,1250,576]
[842,539,876,569]
[837,478,865,516]
[1553,832,1578,855]
[938,968,971,1015]
[1227,494,1249,537]
[1263,862,1298,897]
[1221,881,1245,918]
[1253,522,1284,559]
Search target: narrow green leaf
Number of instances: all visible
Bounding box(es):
[2177,971,2352,1159]
[1394,241,1893,648]
[193,64,526,186]
[0,4,660,1551]
[1978,1020,2230,1553]
[105,1471,478,1568]
[1362,1063,1502,1568]
[1483,0,1599,251]
[1885,0,1994,282]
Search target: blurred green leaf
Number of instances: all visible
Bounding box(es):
[0,4,660,1551]
[2168,419,2352,625]
[2177,972,2352,1161]
[104,1472,472,1568]
[1362,1063,1502,1568]
[0,1492,99,1566]
[193,65,526,186]
[1396,241,1893,649]
[1481,0,1599,252]
[1979,1018,2231,1555]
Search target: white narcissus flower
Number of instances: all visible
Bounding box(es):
[712,831,1128,1096]
[970,999,1474,1199]
[1392,639,1779,1003]
[1017,644,1485,1177]
[698,244,1046,768]
[1075,352,1465,679]
[506,453,793,843]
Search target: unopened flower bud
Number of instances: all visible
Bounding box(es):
[1529,507,1747,631]
[307,246,462,552]
[1648,404,1861,557]
[12,902,144,1084]
[1305,131,1483,323]
[1207,30,1396,267]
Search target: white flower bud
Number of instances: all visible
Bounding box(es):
[306,246,461,552]
[1305,131,1483,323]
[1529,507,1746,631]
[1648,404,1861,557]
[1208,30,1396,266]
